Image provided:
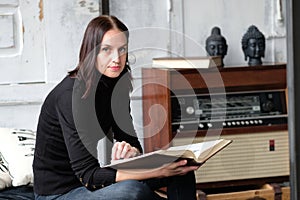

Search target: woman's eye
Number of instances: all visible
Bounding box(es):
[101,47,110,52]
[119,47,127,53]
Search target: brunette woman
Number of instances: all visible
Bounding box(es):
[33,15,198,200]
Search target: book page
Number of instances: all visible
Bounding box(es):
[167,139,223,158]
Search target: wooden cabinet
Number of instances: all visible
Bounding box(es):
[142,64,289,188]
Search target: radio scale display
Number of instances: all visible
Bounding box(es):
[171,90,287,132]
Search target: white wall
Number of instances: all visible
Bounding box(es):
[0,0,99,130]
[182,0,286,66]
[0,0,287,138]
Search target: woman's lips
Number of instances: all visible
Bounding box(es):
[109,66,121,71]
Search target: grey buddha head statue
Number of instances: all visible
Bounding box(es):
[205,26,228,66]
[241,25,265,66]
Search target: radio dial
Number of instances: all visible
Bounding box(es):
[262,101,275,112]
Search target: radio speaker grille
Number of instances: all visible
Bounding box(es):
[172,131,289,183]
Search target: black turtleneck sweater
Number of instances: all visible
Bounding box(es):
[33,74,143,195]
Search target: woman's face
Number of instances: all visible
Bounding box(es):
[96,29,128,78]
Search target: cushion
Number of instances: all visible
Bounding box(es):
[0,162,12,190]
[0,128,35,188]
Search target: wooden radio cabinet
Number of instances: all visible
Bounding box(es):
[142,64,289,188]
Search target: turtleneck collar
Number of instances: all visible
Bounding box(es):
[97,72,122,89]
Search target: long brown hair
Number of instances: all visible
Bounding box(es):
[69,15,130,98]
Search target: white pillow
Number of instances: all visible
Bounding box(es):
[0,128,35,187]
[0,152,12,190]
[0,170,12,190]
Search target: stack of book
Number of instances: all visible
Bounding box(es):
[152,56,223,69]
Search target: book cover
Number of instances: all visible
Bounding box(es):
[104,139,232,169]
[152,56,222,69]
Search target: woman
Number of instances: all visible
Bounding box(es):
[33,15,198,200]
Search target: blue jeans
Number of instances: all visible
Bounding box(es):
[0,185,34,200]
[35,172,196,200]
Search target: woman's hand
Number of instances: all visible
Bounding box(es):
[115,159,199,182]
[111,141,140,160]
[156,160,199,178]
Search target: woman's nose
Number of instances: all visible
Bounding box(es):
[112,50,120,63]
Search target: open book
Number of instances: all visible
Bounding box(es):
[104,139,232,169]
[152,56,222,69]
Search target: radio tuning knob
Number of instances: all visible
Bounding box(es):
[186,106,195,115]
[262,101,274,112]
[177,125,185,133]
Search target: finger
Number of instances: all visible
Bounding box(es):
[124,147,139,159]
[120,143,131,159]
[111,142,120,160]
[178,166,199,175]
[116,141,126,159]
[161,160,182,170]
[173,159,188,168]
[112,141,126,160]
[178,159,188,166]
[165,161,193,175]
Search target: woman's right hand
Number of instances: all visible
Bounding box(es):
[156,160,199,178]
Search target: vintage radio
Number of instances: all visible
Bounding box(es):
[171,90,287,133]
[142,64,288,188]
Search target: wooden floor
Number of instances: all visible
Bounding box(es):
[196,184,290,200]
[155,183,290,200]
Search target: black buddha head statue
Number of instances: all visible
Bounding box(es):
[241,25,266,66]
[205,26,228,66]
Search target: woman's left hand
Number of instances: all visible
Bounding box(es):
[111,141,140,160]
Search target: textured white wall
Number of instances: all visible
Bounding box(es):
[0,0,45,84]
[0,0,99,130]
[43,0,99,83]
[182,0,286,66]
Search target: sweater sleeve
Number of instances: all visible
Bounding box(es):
[55,90,117,190]
[111,98,143,154]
